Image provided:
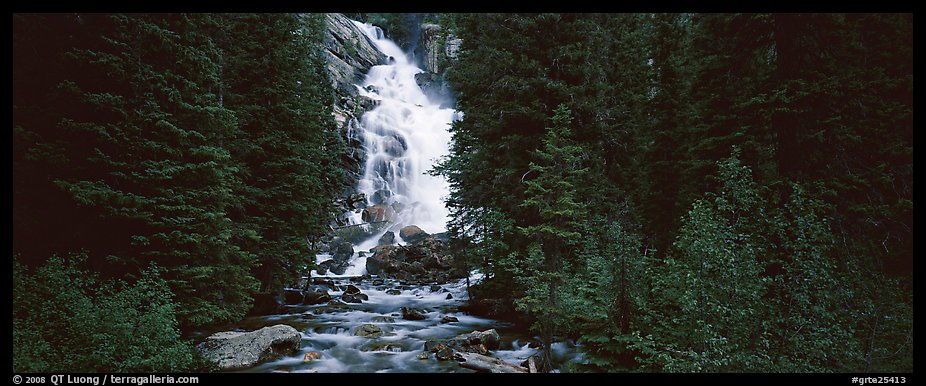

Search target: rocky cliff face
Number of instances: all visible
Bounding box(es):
[323,13,386,188]
[324,13,384,97]
[413,23,460,106]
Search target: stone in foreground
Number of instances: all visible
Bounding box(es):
[198,324,302,370]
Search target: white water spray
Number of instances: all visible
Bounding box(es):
[347,21,455,236]
[313,21,457,277]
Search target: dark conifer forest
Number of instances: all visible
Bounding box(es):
[13,13,912,374]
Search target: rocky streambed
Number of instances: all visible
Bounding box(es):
[195,274,579,373]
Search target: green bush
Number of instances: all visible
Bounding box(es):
[13,254,199,372]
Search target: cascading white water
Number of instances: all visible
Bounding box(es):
[350,22,454,234]
[210,22,580,373]
[349,21,454,236]
[329,21,456,275]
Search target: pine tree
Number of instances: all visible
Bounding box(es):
[567,218,648,372]
[217,13,347,294]
[14,14,260,328]
[511,104,588,372]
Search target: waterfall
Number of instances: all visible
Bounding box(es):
[350,22,454,236]
[326,21,455,275]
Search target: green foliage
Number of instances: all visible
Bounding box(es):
[13,14,262,328]
[568,219,648,372]
[439,12,910,373]
[13,254,199,372]
[509,104,590,371]
[217,13,347,294]
[765,183,859,371]
[644,149,771,372]
[13,12,350,370]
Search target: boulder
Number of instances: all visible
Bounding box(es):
[363,84,380,94]
[381,135,407,157]
[311,278,337,291]
[198,325,302,370]
[333,263,353,276]
[401,307,427,321]
[378,231,396,246]
[332,241,354,262]
[365,245,396,275]
[440,316,459,323]
[465,329,501,350]
[435,346,455,361]
[423,332,489,356]
[371,189,393,205]
[303,290,332,305]
[370,315,395,323]
[344,284,362,295]
[365,237,458,283]
[362,342,406,352]
[362,204,395,223]
[321,299,351,312]
[346,192,368,210]
[446,293,453,300]
[341,293,364,304]
[315,260,332,275]
[354,324,383,338]
[319,259,350,276]
[399,225,429,243]
[424,340,449,352]
[349,275,368,283]
[304,352,322,362]
[386,289,402,295]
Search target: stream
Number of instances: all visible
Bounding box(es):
[226,273,576,373]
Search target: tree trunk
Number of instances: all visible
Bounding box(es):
[455,352,528,373]
[539,240,560,373]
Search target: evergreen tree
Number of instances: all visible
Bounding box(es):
[510,104,588,372]
[13,13,260,328]
[568,219,648,372]
[217,13,347,295]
